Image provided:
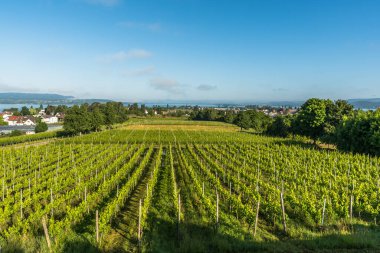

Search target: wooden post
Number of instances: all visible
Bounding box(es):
[20,189,23,219]
[202,182,205,197]
[216,192,219,225]
[280,192,287,233]
[42,216,52,251]
[321,198,326,226]
[50,188,53,217]
[254,200,260,237]
[138,199,142,244]
[2,178,4,201]
[178,193,181,223]
[96,210,99,243]
[350,195,353,221]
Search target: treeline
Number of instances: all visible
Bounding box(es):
[190,109,271,132]
[127,103,191,117]
[268,98,380,155]
[63,102,128,134]
[190,98,380,155]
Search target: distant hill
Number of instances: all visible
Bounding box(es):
[0,92,112,104]
[347,98,380,109]
[0,92,73,104]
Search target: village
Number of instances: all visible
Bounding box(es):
[1,109,64,126]
[0,109,64,135]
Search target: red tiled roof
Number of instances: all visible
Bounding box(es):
[7,116,21,121]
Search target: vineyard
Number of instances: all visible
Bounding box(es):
[0,119,379,252]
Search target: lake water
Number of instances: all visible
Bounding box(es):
[0,124,62,134]
[0,104,49,111]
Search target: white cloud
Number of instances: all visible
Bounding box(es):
[124,66,155,77]
[197,84,217,91]
[118,21,161,32]
[150,78,183,94]
[85,0,120,7]
[98,49,152,63]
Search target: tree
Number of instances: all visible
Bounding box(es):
[223,111,236,124]
[20,106,31,116]
[0,117,7,126]
[266,116,292,137]
[45,105,56,115]
[335,110,380,155]
[234,111,251,130]
[35,122,48,133]
[204,109,218,121]
[297,98,327,144]
[63,105,92,134]
[89,106,104,132]
[246,110,271,132]
[10,130,24,137]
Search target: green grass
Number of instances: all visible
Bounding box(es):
[0,118,379,252]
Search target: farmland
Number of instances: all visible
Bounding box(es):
[0,119,379,252]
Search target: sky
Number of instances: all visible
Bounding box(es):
[0,0,380,103]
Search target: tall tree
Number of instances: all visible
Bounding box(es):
[20,106,31,116]
[63,105,91,134]
[297,98,327,144]
[266,116,292,137]
[234,111,251,130]
[335,110,380,155]
[35,122,48,133]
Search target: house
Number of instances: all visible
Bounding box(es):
[23,116,37,126]
[6,116,37,126]
[55,112,65,122]
[38,109,46,116]
[6,116,21,126]
[41,115,58,124]
[1,111,13,120]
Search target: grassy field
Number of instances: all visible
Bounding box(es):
[0,118,379,253]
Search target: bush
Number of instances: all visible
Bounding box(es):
[35,122,48,133]
[10,130,24,137]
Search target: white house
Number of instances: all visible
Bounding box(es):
[23,117,37,126]
[6,116,21,126]
[41,115,58,124]
[6,116,37,126]
[38,109,46,116]
[1,111,13,120]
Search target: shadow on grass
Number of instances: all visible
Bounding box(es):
[139,218,380,253]
[59,234,100,253]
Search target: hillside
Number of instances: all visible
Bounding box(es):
[348,98,380,109]
[0,92,112,104]
[0,118,378,252]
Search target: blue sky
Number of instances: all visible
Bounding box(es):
[0,0,379,102]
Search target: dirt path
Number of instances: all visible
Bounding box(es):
[102,150,155,253]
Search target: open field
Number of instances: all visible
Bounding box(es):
[0,119,379,252]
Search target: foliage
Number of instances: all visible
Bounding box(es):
[266,115,292,137]
[234,110,270,132]
[64,102,128,134]
[297,98,327,143]
[35,121,48,133]
[0,117,7,126]
[20,106,31,116]
[0,119,379,252]
[335,110,380,155]
[9,129,24,136]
